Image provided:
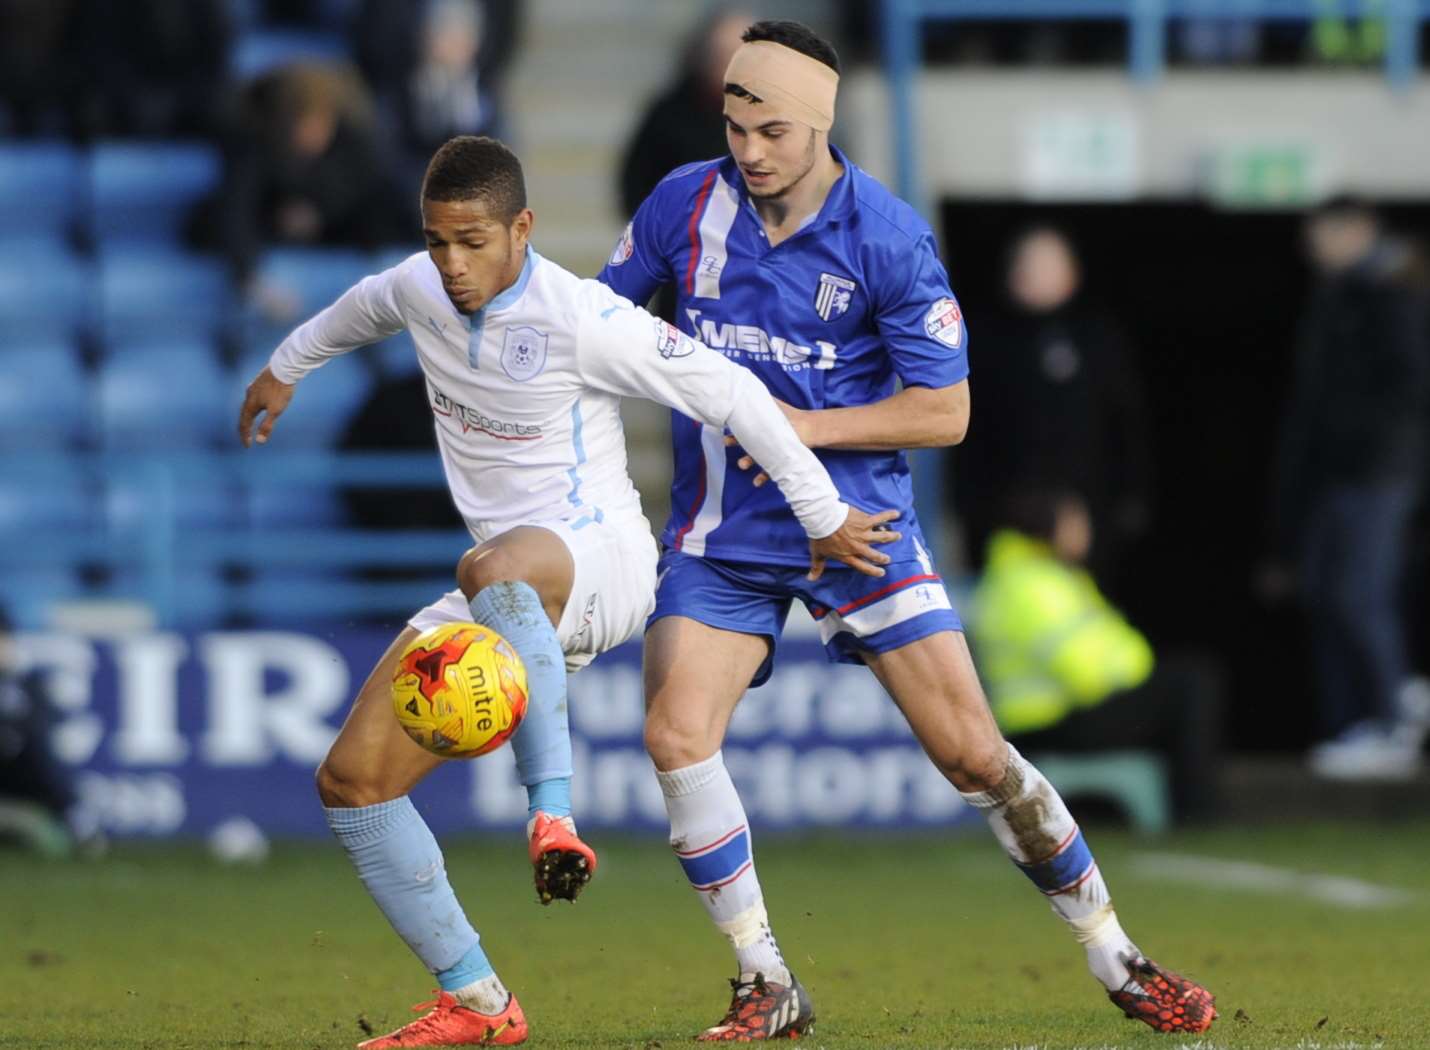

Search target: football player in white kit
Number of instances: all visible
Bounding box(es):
[236,135,897,1048]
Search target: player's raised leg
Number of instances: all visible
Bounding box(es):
[863,630,1217,1034]
[455,525,596,903]
[317,630,527,1047]
[644,614,815,1042]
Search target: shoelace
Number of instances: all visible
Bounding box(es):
[715,973,770,1026]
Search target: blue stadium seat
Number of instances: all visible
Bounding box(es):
[243,247,374,354]
[247,482,348,529]
[234,345,374,447]
[104,464,246,532]
[0,142,82,238]
[91,142,222,244]
[0,238,92,339]
[256,246,371,317]
[0,342,93,450]
[0,468,100,533]
[98,246,232,342]
[99,567,231,629]
[230,30,351,80]
[236,570,449,624]
[97,345,232,450]
[0,568,87,630]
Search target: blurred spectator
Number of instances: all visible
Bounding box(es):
[949,226,1151,584]
[0,0,82,136]
[618,6,753,220]
[262,0,333,26]
[356,0,522,194]
[1175,16,1261,65]
[0,607,90,856]
[1309,2,1385,66]
[72,0,233,139]
[970,487,1223,822]
[1265,197,1430,779]
[1,0,231,139]
[616,5,752,322]
[191,62,407,298]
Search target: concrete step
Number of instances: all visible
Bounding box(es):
[1222,756,1430,824]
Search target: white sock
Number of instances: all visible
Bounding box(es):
[451,973,510,1015]
[656,751,791,984]
[961,744,1139,991]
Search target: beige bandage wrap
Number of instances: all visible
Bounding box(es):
[723,40,838,132]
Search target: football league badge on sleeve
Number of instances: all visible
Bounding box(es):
[609,222,635,267]
[924,297,963,348]
[653,317,696,359]
[814,272,856,321]
[500,326,549,382]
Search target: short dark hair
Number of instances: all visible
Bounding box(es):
[997,483,1079,542]
[740,19,840,75]
[421,136,527,222]
[1310,193,1378,226]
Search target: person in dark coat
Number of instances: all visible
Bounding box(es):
[1267,197,1430,778]
[614,5,752,324]
[950,226,1152,584]
[192,62,407,287]
[617,6,754,221]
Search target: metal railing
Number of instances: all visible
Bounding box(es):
[0,452,472,626]
[879,0,1430,208]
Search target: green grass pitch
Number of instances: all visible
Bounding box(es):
[3,821,1428,1049]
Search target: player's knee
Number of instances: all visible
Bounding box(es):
[456,547,520,600]
[936,736,1009,793]
[643,709,716,772]
[315,757,393,809]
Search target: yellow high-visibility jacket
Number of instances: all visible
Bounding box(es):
[969,530,1154,735]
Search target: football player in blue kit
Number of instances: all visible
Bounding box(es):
[600,19,1215,1042]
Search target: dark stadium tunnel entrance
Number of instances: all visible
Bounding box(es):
[938,198,1430,754]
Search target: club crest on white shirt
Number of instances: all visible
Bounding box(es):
[500,325,549,382]
[814,272,856,321]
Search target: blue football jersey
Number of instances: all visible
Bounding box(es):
[599,147,968,568]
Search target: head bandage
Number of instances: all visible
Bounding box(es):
[723,40,838,132]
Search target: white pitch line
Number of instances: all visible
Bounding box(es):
[1131,852,1417,910]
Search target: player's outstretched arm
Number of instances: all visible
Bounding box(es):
[575,293,898,577]
[237,366,295,447]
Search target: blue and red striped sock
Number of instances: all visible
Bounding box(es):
[961,745,1138,991]
[656,751,790,983]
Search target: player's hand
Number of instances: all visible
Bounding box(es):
[807,507,901,581]
[238,366,295,448]
[725,400,820,487]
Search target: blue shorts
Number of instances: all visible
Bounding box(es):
[649,546,963,688]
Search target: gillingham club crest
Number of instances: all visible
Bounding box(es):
[814,272,856,321]
[500,326,549,382]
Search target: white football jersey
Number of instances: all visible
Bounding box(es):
[268,248,847,544]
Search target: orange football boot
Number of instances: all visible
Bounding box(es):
[697,972,815,1042]
[527,811,597,904]
[1108,957,1217,1034]
[356,989,526,1048]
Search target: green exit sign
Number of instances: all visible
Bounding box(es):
[1206,145,1321,208]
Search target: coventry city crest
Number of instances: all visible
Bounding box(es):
[500,325,549,382]
[814,272,856,321]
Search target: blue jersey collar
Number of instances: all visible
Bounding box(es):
[722,145,858,232]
